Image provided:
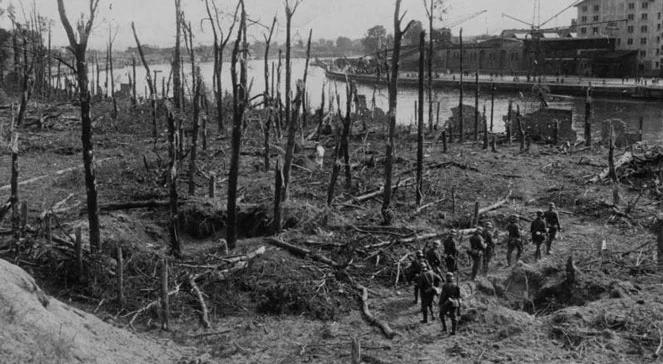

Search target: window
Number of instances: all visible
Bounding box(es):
[628,14,635,20]
[628,38,634,45]
[641,25,648,32]
[581,16,587,23]
[640,50,647,57]
[659,12,662,19]
[642,1,648,9]
[657,49,660,55]
[628,25,635,33]
[641,37,648,45]
[656,61,660,69]
[593,15,600,21]
[582,5,588,12]
[617,38,622,46]
[594,5,600,11]
[642,13,648,20]
[659,23,662,30]
[593,27,599,34]
[629,2,635,9]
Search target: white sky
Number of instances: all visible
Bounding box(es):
[3,0,579,50]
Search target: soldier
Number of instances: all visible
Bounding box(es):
[425,240,443,274]
[481,222,495,275]
[544,202,562,255]
[406,250,427,304]
[443,230,459,273]
[468,229,485,280]
[531,211,547,261]
[417,262,441,323]
[439,272,461,335]
[506,215,523,267]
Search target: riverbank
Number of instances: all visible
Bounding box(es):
[326,69,663,100]
[0,92,662,363]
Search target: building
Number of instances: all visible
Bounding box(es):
[575,0,663,75]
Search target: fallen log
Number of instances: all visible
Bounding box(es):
[265,238,341,267]
[0,157,115,192]
[357,285,399,339]
[589,152,633,183]
[342,178,414,205]
[477,190,512,216]
[364,232,445,250]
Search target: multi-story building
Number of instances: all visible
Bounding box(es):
[576,0,663,75]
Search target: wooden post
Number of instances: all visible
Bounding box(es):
[490,83,495,132]
[75,227,83,280]
[516,105,525,151]
[506,100,512,145]
[451,186,456,214]
[608,122,617,182]
[10,131,19,236]
[117,246,125,307]
[553,120,559,145]
[458,28,464,143]
[656,216,663,270]
[132,56,137,105]
[639,116,644,142]
[327,128,342,206]
[416,31,425,206]
[208,173,216,198]
[45,214,52,243]
[351,337,361,364]
[435,101,440,130]
[20,202,27,230]
[474,71,479,141]
[491,134,497,153]
[273,160,283,233]
[584,87,592,147]
[473,200,479,226]
[161,258,169,331]
[482,104,488,150]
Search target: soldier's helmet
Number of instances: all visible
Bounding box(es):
[450,229,458,236]
[537,210,544,216]
[473,227,482,234]
[509,215,518,222]
[484,221,493,229]
[445,272,454,280]
[421,262,430,271]
[433,240,442,247]
[549,202,556,208]
[416,250,424,258]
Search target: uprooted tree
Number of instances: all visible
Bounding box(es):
[56,0,102,252]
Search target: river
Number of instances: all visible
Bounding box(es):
[102,59,663,145]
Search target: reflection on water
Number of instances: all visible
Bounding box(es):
[105,59,663,145]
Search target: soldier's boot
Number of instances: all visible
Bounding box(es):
[450,319,457,335]
[421,310,428,324]
[429,307,435,321]
[506,252,512,267]
[413,287,418,304]
[440,317,447,332]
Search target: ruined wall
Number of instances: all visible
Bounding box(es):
[510,107,576,144]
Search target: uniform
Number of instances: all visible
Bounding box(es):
[544,209,561,254]
[406,256,427,303]
[468,233,485,280]
[482,229,495,275]
[425,245,443,274]
[443,236,459,272]
[531,215,547,261]
[506,221,523,266]
[418,269,441,323]
[439,275,461,334]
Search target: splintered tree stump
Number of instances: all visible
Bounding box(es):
[117,246,125,308]
[161,258,170,331]
[208,173,216,199]
[75,227,83,281]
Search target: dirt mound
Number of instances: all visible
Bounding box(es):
[0,258,185,363]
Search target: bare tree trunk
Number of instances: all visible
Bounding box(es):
[327,127,342,205]
[273,160,283,232]
[108,27,117,119]
[608,122,617,182]
[474,71,479,141]
[10,108,19,237]
[342,83,354,189]
[131,57,137,105]
[276,50,283,136]
[57,0,102,252]
[301,29,313,131]
[584,88,592,147]
[282,1,302,202]
[416,31,425,206]
[506,100,512,144]
[164,103,181,257]
[186,22,202,197]
[426,0,434,134]
[227,2,247,251]
[489,83,495,132]
[161,258,170,330]
[116,246,125,307]
[516,105,525,152]
[173,0,183,110]
[131,23,157,139]
[382,0,413,225]
[483,105,488,150]
[458,28,464,143]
